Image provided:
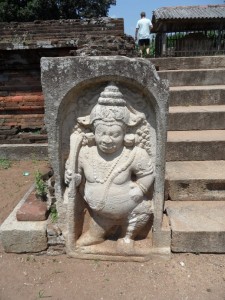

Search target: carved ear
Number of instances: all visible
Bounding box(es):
[77,116,91,126]
[124,134,135,147]
[127,112,143,126]
[84,132,95,146]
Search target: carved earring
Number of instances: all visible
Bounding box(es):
[82,132,95,146]
[124,134,135,147]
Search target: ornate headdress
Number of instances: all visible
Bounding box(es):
[78,83,142,127]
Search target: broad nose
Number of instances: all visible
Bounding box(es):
[102,135,112,143]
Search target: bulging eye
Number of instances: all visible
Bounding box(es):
[96,131,103,137]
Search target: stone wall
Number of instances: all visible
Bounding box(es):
[0,18,136,144]
[0,48,69,144]
[0,18,124,50]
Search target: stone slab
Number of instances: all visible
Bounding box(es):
[170,85,225,106]
[0,143,48,160]
[151,56,225,70]
[68,247,170,262]
[41,55,169,254]
[167,130,225,161]
[153,214,171,249]
[0,185,48,253]
[169,105,225,131]
[158,69,225,87]
[166,201,225,253]
[166,161,225,201]
[16,195,48,221]
[67,217,171,262]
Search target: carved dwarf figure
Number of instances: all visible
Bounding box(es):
[65,83,155,250]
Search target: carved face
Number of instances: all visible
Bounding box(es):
[94,123,125,154]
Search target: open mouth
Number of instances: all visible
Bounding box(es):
[102,143,113,149]
[101,144,115,151]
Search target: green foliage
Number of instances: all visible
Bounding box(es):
[0,0,116,22]
[50,204,58,223]
[35,170,47,198]
[0,158,11,169]
[167,33,185,48]
[136,44,155,58]
[38,290,52,298]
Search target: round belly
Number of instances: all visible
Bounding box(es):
[84,182,139,219]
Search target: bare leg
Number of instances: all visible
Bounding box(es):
[76,213,113,247]
[139,45,143,57]
[126,200,153,239]
[117,221,135,253]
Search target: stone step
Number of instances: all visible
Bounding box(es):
[170,85,225,106]
[0,185,48,253]
[166,160,225,201]
[167,130,225,161]
[0,144,48,160]
[151,56,225,70]
[158,68,225,86]
[166,201,225,253]
[169,105,225,131]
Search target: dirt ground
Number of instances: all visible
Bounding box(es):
[0,160,225,300]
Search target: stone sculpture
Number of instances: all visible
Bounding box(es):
[64,83,155,252]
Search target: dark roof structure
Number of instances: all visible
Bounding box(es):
[152,5,225,32]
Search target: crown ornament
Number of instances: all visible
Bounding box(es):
[78,83,143,127]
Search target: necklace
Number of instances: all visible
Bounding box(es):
[94,147,137,211]
[92,148,125,184]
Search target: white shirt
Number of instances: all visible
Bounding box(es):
[136,17,152,39]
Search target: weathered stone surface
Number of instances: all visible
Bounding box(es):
[0,186,48,253]
[72,35,136,57]
[16,194,48,221]
[41,56,169,260]
[168,105,225,131]
[64,83,156,257]
[0,143,48,160]
[154,55,225,255]
[150,56,225,70]
[153,215,171,250]
[158,68,225,86]
[47,223,65,246]
[166,161,225,201]
[170,85,225,106]
[0,18,125,51]
[167,130,225,161]
[0,18,136,147]
[166,201,225,253]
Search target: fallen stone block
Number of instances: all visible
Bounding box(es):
[0,185,48,253]
[16,193,48,221]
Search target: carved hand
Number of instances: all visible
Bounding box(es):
[65,170,82,187]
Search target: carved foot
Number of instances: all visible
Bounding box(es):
[76,231,105,247]
[117,237,135,254]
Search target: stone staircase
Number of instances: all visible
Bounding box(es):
[154,56,225,253]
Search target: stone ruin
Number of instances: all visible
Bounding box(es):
[0,56,169,261]
[0,18,136,156]
[41,56,169,260]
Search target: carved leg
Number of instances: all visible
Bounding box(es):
[117,212,150,253]
[116,220,135,253]
[76,213,113,247]
[126,200,153,239]
[118,200,153,251]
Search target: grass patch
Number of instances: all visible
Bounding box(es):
[50,204,58,223]
[35,170,47,199]
[0,158,11,169]
[38,290,52,299]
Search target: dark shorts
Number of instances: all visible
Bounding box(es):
[138,39,150,46]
